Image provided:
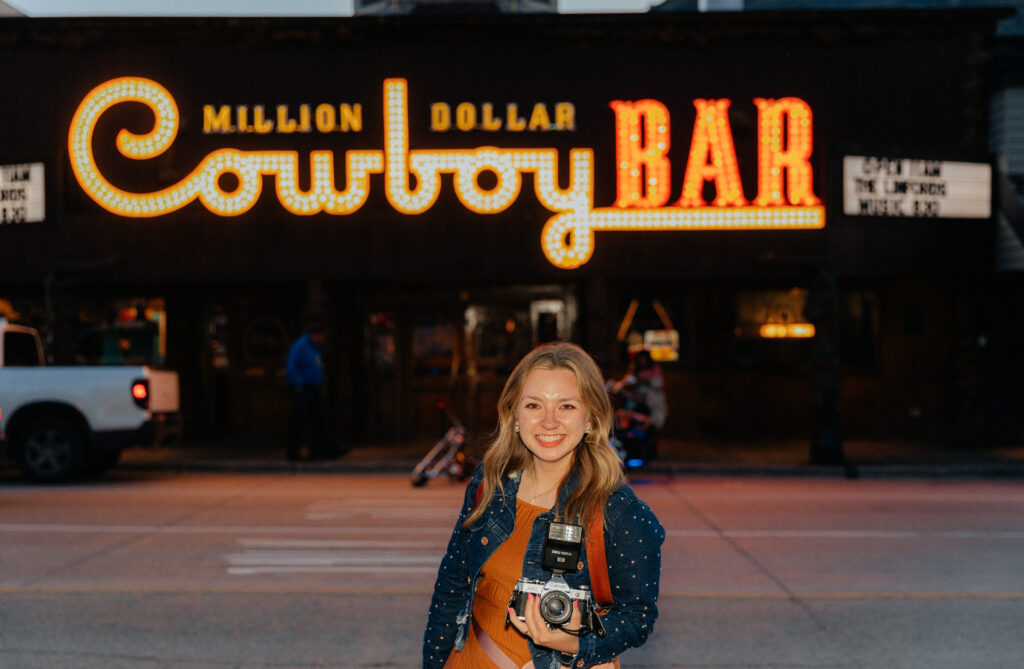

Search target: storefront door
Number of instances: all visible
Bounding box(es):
[201,295,297,447]
[462,304,531,438]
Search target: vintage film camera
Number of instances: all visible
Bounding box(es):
[508,521,606,637]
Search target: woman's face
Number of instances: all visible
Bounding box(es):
[515,367,591,468]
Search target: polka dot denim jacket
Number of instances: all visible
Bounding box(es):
[423,465,665,669]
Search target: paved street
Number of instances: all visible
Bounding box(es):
[1,470,1022,668]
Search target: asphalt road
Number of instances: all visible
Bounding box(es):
[1,470,1022,668]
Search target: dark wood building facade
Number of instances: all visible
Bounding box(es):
[0,10,1007,454]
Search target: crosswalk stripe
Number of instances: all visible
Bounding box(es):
[225,551,438,566]
[225,533,444,576]
[666,529,1024,539]
[0,523,450,535]
[226,566,440,575]
[238,538,443,549]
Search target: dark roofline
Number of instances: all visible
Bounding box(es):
[0,7,1011,49]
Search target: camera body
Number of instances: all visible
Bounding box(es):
[507,520,605,636]
[509,574,596,627]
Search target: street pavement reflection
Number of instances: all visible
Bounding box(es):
[1,471,1022,668]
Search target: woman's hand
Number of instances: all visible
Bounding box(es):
[506,594,581,655]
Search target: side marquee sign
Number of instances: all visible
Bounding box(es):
[843,156,992,220]
[0,162,45,225]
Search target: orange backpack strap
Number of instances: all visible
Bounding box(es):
[586,508,613,608]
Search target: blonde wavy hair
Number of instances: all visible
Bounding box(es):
[462,342,625,530]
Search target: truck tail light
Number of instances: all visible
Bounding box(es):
[132,379,149,409]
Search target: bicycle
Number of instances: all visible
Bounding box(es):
[411,406,476,487]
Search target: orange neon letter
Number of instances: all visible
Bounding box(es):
[609,99,671,208]
[677,99,748,208]
[753,97,820,206]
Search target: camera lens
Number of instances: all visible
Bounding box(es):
[539,591,573,625]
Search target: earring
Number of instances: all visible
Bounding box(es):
[585,425,592,434]
[514,423,520,433]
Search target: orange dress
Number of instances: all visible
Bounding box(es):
[444,498,546,669]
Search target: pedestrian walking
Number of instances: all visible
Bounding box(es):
[423,342,665,669]
[285,323,344,461]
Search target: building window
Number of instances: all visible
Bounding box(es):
[412,315,457,378]
[2,330,42,366]
[74,298,166,366]
[733,288,815,367]
[615,296,690,364]
[476,314,520,362]
[243,316,289,366]
[732,287,880,369]
[367,312,396,370]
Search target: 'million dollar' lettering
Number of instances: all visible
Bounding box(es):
[68,77,824,269]
[203,103,364,134]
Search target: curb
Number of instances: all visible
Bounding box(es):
[114,455,1024,479]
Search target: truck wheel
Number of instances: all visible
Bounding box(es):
[15,418,86,483]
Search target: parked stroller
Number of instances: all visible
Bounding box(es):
[411,403,476,487]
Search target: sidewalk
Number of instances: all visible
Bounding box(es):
[117,437,1024,478]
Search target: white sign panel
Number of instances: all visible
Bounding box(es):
[0,162,45,224]
[843,156,991,219]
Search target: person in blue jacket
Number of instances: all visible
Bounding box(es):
[285,324,343,461]
[423,342,664,669]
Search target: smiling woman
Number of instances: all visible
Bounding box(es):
[423,342,665,669]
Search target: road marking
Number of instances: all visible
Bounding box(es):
[660,590,1024,600]
[0,523,451,535]
[225,551,438,567]
[305,505,456,521]
[666,529,1024,539]
[1,585,1019,600]
[238,538,442,549]
[0,584,437,595]
[4,524,1021,539]
[653,489,1024,503]
[5,524,1021,540]
[225,537,441,576]
[225,565,440,575]
[226,551,439,564]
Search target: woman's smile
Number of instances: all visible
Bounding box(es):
[535,434,567,448]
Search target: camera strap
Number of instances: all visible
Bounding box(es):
[474,482,614,609]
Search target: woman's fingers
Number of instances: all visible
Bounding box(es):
[508,594,582,654]
[506,607,529,636]
[523,594,546,639]
[517,594,580,655]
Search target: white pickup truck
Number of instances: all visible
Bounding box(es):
[0,319,180,481]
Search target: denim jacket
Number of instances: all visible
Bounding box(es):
[423,464,665,669]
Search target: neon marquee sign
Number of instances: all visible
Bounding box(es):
[68,77,824,269]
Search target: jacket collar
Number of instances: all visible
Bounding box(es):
[501,460,583,517]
